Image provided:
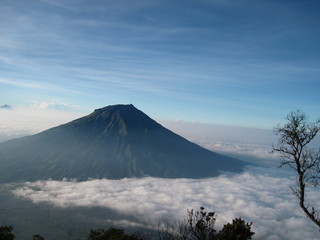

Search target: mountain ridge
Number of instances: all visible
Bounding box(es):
[0,104,247,182]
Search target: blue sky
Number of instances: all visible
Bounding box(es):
[1,0,320,129]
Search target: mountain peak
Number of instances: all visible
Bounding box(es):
[93,104,136,113]
[0,104,247,182]
[86,104,160,134]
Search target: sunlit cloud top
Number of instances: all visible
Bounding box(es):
[11,166,320,240]
[1,0,320,128]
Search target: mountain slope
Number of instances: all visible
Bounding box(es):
[0,104,247,182]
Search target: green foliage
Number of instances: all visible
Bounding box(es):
[0,225,15,240]
[87,227,146,240]
[216,218,254,240]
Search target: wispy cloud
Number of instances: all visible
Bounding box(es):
[28,101,71,111]
[1,0,319,128]
[0,78,51,90]
[11,166,319,240]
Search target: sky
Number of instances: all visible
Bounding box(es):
[1,0,320,129]
[1,1,320,237]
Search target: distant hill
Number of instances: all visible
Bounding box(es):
[0,104,12,110]
[0,104,247,183]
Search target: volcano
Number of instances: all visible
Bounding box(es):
[0,104,247,182]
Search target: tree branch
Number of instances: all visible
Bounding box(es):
[272,110,320,230]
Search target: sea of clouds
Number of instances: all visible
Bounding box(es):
[2,111,320,239]
[11,166,320,240]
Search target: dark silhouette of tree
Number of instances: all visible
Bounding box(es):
[187,207,216,240]
[32,234,45,240]
[87,227,146,240]
[158,207,214,240]
[216,218,254,240]
[0,226,15,240]
[159,207,216,240]
[158,207,254,240]
[272,110,320,229]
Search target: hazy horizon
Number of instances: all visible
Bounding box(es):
[1,104,319,167]
[0,105,277,164]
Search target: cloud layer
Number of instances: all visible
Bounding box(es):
[12,166,319,240]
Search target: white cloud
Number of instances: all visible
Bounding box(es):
[29,101,71,111]
[12,166,320,240]
[159,120,278,166]
[0,78,78,94]
[0,105,85,140]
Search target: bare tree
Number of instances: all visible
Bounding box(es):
[272,110,320,229]
[158,207,254,240]
[158,207,216,240]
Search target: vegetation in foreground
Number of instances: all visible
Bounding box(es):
[1,207,254,240]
